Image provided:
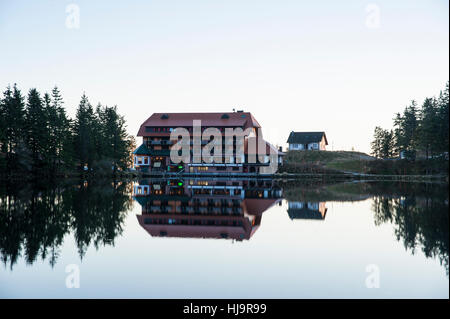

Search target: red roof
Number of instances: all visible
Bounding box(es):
[243,198,281,215]
[137,112,261,136]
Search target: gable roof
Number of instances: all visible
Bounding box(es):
[133,144,172,156]
[287,132,328,145]
[137,112,261,136]
[243,198,281,215]
[133,143,151,155]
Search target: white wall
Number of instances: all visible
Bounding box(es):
[289,143,321,150]
[289,143,304,150]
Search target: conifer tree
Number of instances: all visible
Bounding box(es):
[51,86,73,170]
[437,82,449,153]
[1,84,25,171]
[394,101,419,160]
[417,98,439,158]
[25,88,47,170]
[74,93,98,170]
[371,126,383,158]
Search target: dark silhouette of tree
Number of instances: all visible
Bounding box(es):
[437,83,449,153]
[73,93,96,170]
[1,84,134,177]
[24,88,48,171]
[417,98,440,159]
[0,84,25,173]
[371,126,395,158]
[96,105,135,172]
[372,81,449,163]
[394,100,419,160]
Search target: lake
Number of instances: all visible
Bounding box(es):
[0,178,448,298]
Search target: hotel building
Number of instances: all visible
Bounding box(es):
[133,111,283,174]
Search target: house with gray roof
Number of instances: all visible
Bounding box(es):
[287,201,328,220]
[287,131,328,151]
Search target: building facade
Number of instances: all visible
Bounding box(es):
[133,111,283,174]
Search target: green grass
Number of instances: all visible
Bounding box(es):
[326,160,370,173]
[285,150,372,162]
[281,150,448,176]
[283,150,374,174]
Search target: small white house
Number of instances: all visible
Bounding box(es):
[287,131,328,151]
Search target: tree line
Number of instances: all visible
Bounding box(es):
[371,82,449,160]
[0,84,135,177]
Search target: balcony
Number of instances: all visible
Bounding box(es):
[148,140,173,145]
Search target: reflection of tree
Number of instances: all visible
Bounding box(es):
[0,181,132,269]
[282,180,449,275]
[372,190,449,275]
[68,181,132,258]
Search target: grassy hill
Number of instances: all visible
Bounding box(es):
[281,150,375,174]
[280,150,448,176]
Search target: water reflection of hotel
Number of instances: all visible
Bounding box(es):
[133,179,282,241]
[287,201,327,220]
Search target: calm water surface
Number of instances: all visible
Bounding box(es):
[0,179,448,298]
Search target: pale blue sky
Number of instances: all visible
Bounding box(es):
[0,0,448,152]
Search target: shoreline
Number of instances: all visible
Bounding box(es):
[1,171,447,183]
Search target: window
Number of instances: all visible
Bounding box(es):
[134,185,149,195]
[135,156,149,165]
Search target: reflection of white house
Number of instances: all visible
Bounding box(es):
[289,202,304,209]
[287,201,327,220]
[287,132,328,151]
